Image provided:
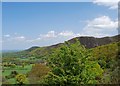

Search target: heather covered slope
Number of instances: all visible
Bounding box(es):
[68,34,120,48]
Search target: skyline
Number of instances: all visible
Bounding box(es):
[2,2,118,50]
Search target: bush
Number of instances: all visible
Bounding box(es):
[28,64,50,84]
[43,39,103,85]
[15,74,28,84]
[11,71,18,78]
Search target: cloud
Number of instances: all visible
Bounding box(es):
[82,16,118,37]
[93,0,119,9]
[4,34,10,37]
[40,31,57,38]
[39,30,76,40]
[27,31,57,42]
[58,31,74,37]
[15,36,25,39]
[3,15,118,49]
[87,16,117,29]
[4,15,118,45]
[5,36,26,42]
[28,30,76,43]
[14,36,25,41]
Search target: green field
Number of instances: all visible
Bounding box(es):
[2,64,33,84]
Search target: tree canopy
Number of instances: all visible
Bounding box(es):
[44,39,103,85]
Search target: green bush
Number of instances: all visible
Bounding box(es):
[15,74,28,84]
[43,39,103,85]
[28,64,50,84]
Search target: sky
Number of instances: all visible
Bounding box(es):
[2,0,93,2]
[2,1,118,50]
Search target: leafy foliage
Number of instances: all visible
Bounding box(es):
[15,74,28,84]
[43,39,103,85]
[28,64,50,84]
[90,42,120,84]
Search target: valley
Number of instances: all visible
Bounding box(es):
[2,35,120,85]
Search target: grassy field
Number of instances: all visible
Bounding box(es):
[2,64,33,84]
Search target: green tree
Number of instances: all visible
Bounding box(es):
[28,64,50,84]
[44,39,103,85]
[22,62,25,68]
[15,74,28,85]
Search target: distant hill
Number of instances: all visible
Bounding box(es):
[2,34,120,58]
[2,50,21,53]
[25,46,40,52]
[68,35,120,48]
[24,34,120,58]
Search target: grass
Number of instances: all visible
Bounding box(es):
[2,64,33,84]
[7,78,16,84]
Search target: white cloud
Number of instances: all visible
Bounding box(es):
[5,17,117,44]
[26,37,41,43]
[93,0,119,9]
[4,34,10,37]
[29,30,76,43]
[16,36,25,39]
[58,31,74,37]
[14,32,18,35]
[40,31,57,38]
[87,16,117,29]
[3,15,118,50]
[38,30,76,40]
[8,36,26,42]
[82,16,118,37]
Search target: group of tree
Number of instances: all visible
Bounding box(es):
[2,39,119,85]
[42,39,104,85]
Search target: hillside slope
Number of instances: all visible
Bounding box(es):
[28,34,120,58]
[68,35,120,48]
[2,34,120,58]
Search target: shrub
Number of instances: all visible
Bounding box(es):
[43,39,103,85]
[28,64,50,84]
[15,74,28,85]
